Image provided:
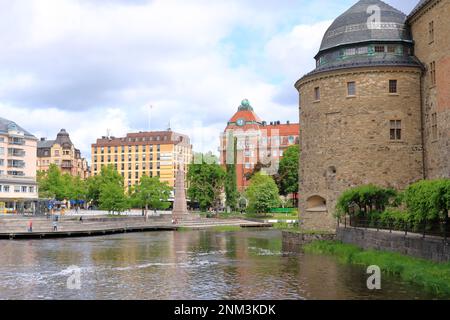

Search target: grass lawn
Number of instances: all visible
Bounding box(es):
[304,240,450,297]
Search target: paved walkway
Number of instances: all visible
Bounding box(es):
[0,215,272,240]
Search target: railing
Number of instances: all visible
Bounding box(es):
[338,216,449,241]
[8,139,25,145]
[8,150,26,157]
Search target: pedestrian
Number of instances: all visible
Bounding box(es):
[79,216,83,223]
[28,220,33,233]
[53,220,58,232]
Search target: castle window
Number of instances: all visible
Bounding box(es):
[347,82,356,96]
[432,113,438,141]
[314,87,320,101]
[387,46,396,53]
[357,47,368,54]
[375,45,385,53]
[429,21,434,43]
[390,120,402,141]
[389,80,398,94]
[430,61,436,86]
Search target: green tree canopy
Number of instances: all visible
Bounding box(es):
[131,175,172,211]
[99,181,130,214]
[37,164,87,201]
[86,165,124,204]
[276,145,299,197]
[225,138,239,211]
[187,156,226,211]
[246,173,281,213]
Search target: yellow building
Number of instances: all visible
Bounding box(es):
[91,130,192,188]
[37,129,90,179]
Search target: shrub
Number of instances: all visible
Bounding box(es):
[335,184,397,218]
[403,179,450,226]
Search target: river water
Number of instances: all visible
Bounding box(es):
[0,230,440,300]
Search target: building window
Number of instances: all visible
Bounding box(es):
[314,87,320,101]
[3,185,9,192]
[430,61,436,86]
[347,82,356,96]
[429,21,434,43]
[390,120,402,141]
[432,113,438,141]
[389,80,398,94]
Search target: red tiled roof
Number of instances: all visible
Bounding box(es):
[229,110,262,123]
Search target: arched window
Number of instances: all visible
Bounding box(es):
[306,195,327,212]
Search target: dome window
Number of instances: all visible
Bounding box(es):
[374,45,385,53]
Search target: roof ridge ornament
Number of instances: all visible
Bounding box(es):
[238,99,253,111]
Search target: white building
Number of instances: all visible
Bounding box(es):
[0,117,39,214]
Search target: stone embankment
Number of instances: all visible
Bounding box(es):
[0,216,272,240]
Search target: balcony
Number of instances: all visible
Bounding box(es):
[8,138,25,145]
[7,171,26,177]
[61,161,73,169]
[8,149,26,157]
[7,160,26,169]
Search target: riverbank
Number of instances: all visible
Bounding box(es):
[0,216,272,240]
[304,240,450,296]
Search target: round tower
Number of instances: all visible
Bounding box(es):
[295,0,424,231]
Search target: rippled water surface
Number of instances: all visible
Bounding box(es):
[0,230,439,300]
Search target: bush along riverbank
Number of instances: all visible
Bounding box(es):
[304,240,450,297]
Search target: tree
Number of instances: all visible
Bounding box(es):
[86,165,124,205]
[187,155,226,212]
[276,145,299,200]
[225,137,239,211]
[131,175,171,212]
[99,181,130,214]
[246,173,281,214]
[37,164,71,200]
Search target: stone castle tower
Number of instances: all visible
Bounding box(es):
[295,0,450,231]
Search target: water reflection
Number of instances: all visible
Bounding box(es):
[0,230,439,300]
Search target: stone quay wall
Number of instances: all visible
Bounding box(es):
[282,231,336,252]
[337,227,450,263]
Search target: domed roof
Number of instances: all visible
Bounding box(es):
[319,0,411,53]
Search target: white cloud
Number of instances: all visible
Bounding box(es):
[0,0,338,161]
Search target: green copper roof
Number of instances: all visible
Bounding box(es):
[238,99,253,111]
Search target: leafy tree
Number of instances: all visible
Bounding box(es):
[246,173,281,214]
[187,155,226,211]
[37,164,69,200]
[131,175,171,212]
[86,165,124,205]
[225,137,239,211]
[99,181,130,214]
[276,145,299,199]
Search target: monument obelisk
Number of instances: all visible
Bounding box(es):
[172,155,189,220]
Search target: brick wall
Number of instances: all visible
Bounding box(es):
[410,0,450,179]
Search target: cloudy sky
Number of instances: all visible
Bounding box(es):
[0,0,417,161]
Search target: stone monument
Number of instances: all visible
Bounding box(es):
[172,168,189,220]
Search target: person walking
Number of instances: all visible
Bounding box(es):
[52,220,58,232]
[27,220,33,233]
